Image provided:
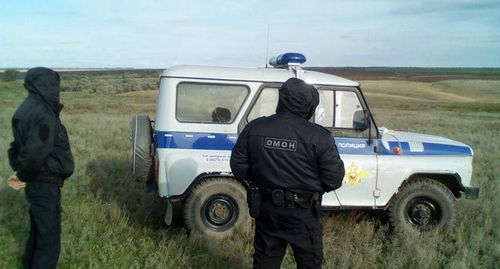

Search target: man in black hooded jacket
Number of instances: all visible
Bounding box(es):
[230,78,345,269]
[8,67,74,269]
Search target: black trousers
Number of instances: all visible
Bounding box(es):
[253,201,323,269]
[24,182,61,269]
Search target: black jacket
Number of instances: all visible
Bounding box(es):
[8,67,74,187]
[230,78,344,194]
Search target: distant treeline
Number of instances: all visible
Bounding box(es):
[306,67,500,82]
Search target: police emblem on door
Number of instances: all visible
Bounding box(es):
[344,162,372,185]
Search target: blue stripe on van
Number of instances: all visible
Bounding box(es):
[154,131,471,156]
[384,141,471,156]
[155,131,236,150]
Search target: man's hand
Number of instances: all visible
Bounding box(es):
[8,173,26,191]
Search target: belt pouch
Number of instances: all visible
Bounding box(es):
[312,193,321,218]
[248,186,261,218]
[271,189,285,207]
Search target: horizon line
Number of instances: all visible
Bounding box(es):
[1,66,500,72]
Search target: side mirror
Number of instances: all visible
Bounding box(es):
[353,110,369,131]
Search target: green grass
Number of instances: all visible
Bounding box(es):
[1,75,499,268]
[60,71,159,93]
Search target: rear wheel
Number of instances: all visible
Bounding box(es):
[388,178,456,234]
[184,178,250,238]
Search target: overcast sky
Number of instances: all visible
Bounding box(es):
[0,0,499,68]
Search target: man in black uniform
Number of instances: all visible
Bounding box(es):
[8,67,74,269]
[230,78,345,269]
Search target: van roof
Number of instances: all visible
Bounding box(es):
[161,65,359,87]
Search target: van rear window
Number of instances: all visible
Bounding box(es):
[176,82,249,124]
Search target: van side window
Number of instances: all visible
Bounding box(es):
[176,83,248,123]
[245,87,371,138]
[247,87,279,122]
[314,89,371,138]
[315,90,334,127]
[335,91,363,128]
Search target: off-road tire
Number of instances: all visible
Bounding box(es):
[184,178,250,239]
[388,178,456,234]
[130,114,153,183]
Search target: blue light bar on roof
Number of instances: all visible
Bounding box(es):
[269,52,306,67]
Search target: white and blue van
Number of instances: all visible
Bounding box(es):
[130,53,479,238]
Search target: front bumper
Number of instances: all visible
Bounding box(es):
[463,187,479,199]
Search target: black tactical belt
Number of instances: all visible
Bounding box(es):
[260,188,317,208]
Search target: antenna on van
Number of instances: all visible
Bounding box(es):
[265,24,270,68]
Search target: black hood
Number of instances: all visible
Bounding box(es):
[24,67,61,114]
[276,77,319,120]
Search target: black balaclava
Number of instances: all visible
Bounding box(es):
[24,67,61,115]
[276,77,319,120]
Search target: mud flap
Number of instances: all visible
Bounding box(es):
[164,199,173,226]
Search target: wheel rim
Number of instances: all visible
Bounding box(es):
[404,197,442,231]
[202,194,239,231]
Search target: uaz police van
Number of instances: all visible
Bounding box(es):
[130,53,479,238]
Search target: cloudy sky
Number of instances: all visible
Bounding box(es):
[0,0,499,68]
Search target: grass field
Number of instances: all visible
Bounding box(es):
[0,71,499,268]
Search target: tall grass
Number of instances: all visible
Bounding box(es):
[0,75,499,268]
[60,72,159,93]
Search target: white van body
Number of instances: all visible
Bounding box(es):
[132,56,478,236]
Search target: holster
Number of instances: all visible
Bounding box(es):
[247,185,261,218]
[312,192,322,218]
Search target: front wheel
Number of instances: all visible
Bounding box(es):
[184,178,250,239]
[388,178,456,234]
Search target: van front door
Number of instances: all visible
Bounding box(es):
[314,88,378,207]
